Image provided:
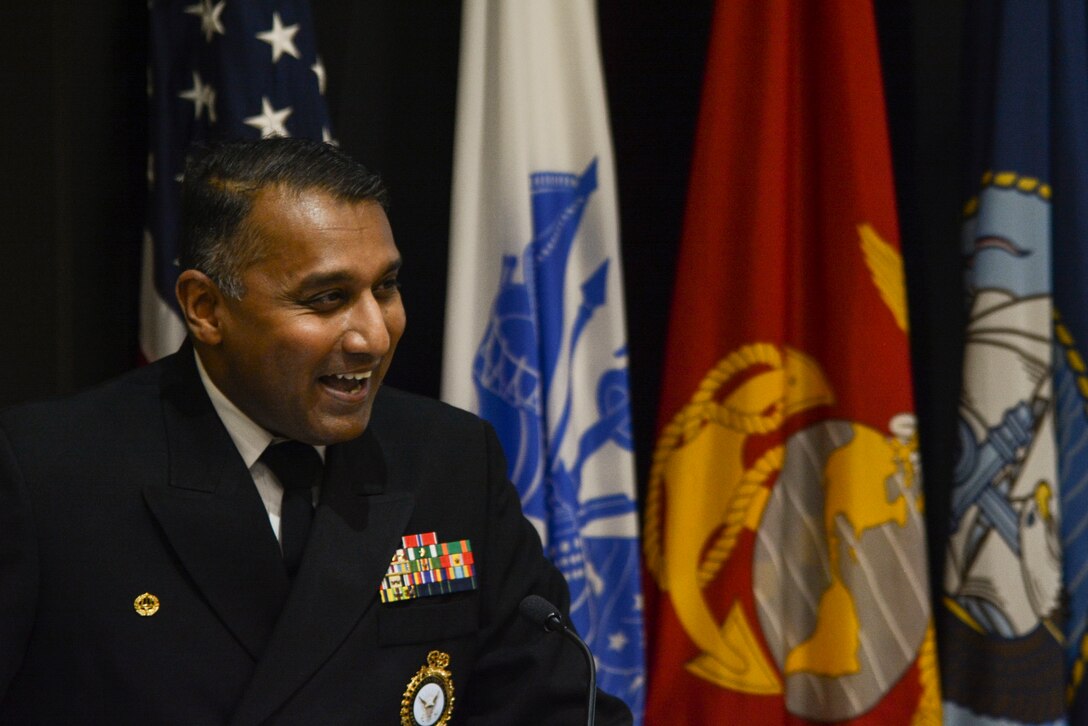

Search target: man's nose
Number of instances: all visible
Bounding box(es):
[342,294,390,354]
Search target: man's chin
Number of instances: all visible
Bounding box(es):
[298,412,371,446]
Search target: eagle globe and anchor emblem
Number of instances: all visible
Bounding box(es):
[644,223,938,721]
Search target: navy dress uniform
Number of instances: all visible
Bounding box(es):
[0,346,632,724]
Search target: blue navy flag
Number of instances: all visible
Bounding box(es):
[1052,1,1088,722]
[442,2,645,721]
[941,1,1088,723]
[142,0,330,361]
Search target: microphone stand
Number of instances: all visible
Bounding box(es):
[560,621,596,726]
[520,595,597,726]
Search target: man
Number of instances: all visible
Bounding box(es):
[0,138,630,724]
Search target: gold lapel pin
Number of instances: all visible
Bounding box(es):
[133,592,160,617]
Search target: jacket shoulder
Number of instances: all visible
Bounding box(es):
[0,358,166,449]
[373,386,488,433]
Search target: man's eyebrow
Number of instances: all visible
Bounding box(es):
[294,270,354,290]
[295,258,403,290]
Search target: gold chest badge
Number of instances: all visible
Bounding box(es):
[133,592,160,616]
[401,650,454,726]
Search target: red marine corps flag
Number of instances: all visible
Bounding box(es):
[642,1,941,723]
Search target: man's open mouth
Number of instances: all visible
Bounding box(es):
[319,371,372,395]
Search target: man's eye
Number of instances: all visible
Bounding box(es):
[307,291,345,309]
[376,278,402,297]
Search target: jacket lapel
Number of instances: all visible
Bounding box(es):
[230,426,415,726]
[143,346,289,661]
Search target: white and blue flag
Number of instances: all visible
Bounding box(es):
[442,1,645,721]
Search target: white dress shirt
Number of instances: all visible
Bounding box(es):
[193,350,324,544]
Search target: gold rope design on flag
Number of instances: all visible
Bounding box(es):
[697,446,783,588]
[1055,307,1088,705]
[1055,308,1088,419]
[645,343,788,585]
[691,343,788,437]
[911,623,943,726]
[962,171,1052,217]
[1073,635,1088,707]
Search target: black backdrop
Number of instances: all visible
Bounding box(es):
[0,0,966,595]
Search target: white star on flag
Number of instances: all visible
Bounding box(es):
[257,12,301,63]
[608,632,629,652]
[244,97,292,138]
[183,0,226,43]
[311,57,327,95]
[178,72,216,123]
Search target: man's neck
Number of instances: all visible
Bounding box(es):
[192,348,325,467]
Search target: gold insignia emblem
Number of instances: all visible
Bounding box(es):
[133,592,160,617]
[401,650,454,726]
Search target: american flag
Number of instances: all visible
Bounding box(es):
[143,0,331,361]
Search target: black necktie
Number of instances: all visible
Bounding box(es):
[260,440,322,578]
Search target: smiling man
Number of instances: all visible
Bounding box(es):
[0,139,631,724]
[177,163,404,446]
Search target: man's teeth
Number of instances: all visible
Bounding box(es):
[334,372,372,381]
[322,371,373,394]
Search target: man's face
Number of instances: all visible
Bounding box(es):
[207,186,405,445]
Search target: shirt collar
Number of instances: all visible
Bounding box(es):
[193,349,326,467]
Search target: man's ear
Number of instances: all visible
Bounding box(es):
[175,270,226,345]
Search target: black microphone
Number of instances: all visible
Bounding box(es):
[519,594,596,726]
